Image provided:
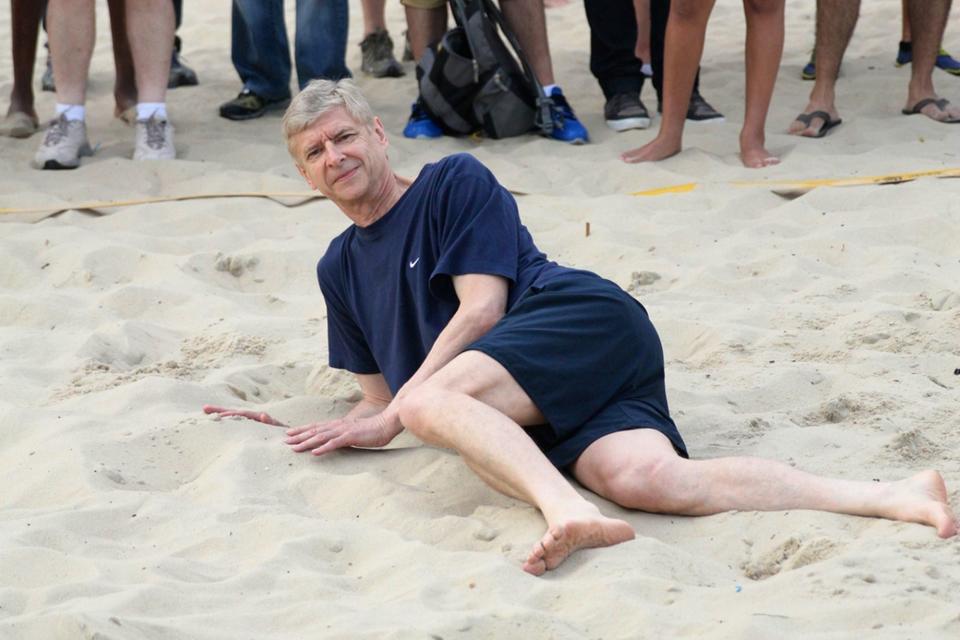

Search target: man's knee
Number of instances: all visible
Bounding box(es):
[396,384,439,441]
[743,0,782,16]
[598,452,684,512]
[671,0,713,22]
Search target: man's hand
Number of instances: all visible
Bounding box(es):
[283,412,401,455]
[202,403,402,456]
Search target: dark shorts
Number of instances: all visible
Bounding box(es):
[465,270,688,469]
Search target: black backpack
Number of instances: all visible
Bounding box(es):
[416,0,554,139]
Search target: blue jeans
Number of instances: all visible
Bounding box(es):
[231,0,350,101]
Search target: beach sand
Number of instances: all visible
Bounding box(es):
[2,1,959,638]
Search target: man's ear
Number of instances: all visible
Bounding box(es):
[373,116,388,147]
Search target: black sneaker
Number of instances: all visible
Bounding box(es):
[168,36,199,88]
[219,89,289,121]
[604,93,651,131]
[360,30,405,78]
[686,92,724,122]
[41,43,55,92]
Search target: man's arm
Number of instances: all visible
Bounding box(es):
[286,273,509,455]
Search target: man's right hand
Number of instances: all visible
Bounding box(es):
[202,404,401,456]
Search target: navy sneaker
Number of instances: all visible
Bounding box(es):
[545,87,589,144]
[802,57,816,80]
[897,41,960,76]
[403,101,443,139]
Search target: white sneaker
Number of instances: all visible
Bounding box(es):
[134,115,175,160]
[33,114,93,170]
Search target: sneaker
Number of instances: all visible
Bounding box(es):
[168,37,199,88]
[402,101,443,139]
[545,87,589,144]
[360,30,405,78]
[686,92,724,122]
[937,48,960,75]
[896,41,912,66]
[33,114,93,170]
[133,115,175,160]
[604,93,650,131]
[219,89,289,121]
[802,57,816,80]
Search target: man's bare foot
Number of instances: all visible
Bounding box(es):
[788,102,841,137]
[622,135,681,164]
[522,507,635,576]
[740,148,780,168]
[880,470,958,538]
[902,95,960,123]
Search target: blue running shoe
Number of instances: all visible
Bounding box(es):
[896,41,912,66]
[545,87,589,144]
[403,101,443,139]
[937,48,960,75]
[801,58,816,80]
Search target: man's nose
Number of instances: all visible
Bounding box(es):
[323,141,345,165]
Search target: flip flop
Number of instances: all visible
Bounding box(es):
[901,97,960,123]
[792,110,842,138]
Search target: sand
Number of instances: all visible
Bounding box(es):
[2,1,960,638]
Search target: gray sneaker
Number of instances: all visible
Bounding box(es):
[360,30,405,78]
[134,115,175,160]
[604,93,651,131]
[33,114,93,170]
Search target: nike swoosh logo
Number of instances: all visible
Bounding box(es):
[409,257,420,268]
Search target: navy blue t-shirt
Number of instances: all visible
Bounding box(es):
[317,153,569,394]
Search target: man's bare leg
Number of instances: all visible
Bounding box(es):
[5,0,44,130]
[789,0,858,136]
[622,0,715,163]
[500,0,554,86]
[106,0,137,121]
[404,5,447,62]
[903,0,960,121]
[740,0,784,168]
[362,0,388,35]
[47,0,96,107]
[573,430,958,537]
[398,351,636,576]
[126,0,174,105]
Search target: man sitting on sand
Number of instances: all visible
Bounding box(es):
[205,79,957,576]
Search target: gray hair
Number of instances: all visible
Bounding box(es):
[281,79,375,156]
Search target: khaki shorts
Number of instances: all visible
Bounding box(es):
[401,0,446,9]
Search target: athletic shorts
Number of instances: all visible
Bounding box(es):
[466,270,688,469]
[401,0,446,10]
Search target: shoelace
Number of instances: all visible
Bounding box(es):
[145,119,167,149]
[43,116,70,146]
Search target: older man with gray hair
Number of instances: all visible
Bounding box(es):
[205,79,957,575]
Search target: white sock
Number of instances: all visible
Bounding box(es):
[641,63,653,78]
[55,104,85,121]
[543,84,558,96]
[136,102,168,121]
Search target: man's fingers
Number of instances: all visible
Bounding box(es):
[311,435,350,456]
[289,428,339,452]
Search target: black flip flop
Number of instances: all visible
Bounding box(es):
[793,110,842,138]
[902,97,960,123]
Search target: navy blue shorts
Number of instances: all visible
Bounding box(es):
[466,270,688,469]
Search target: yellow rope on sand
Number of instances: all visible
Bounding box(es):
[630,167,960,197]
[0,191,324,216]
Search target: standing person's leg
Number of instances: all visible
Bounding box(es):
[902,0,960,121]
[788,0,858,137]
[295,0,351,88]
[739,0,784,168]
[397,351,637,577]
[33,0,95,169]
[401,0,447,138]
[169,0,199,89]
[106,0,137,122]
[500,0,590,143]
[622,0,715,163]
[584,0,650,131]
[220,0,292,120]
[126,0,176,159]
[2,0,44,137]
[360,0,405,77]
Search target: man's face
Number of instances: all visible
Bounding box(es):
[292,107,390,206]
